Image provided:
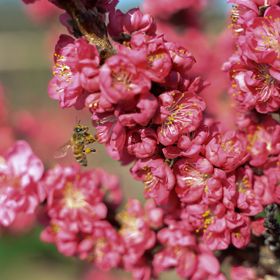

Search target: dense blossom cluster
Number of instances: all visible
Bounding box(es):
[0,141,44,227]
[7,0,280,279]
[225,2,280,113]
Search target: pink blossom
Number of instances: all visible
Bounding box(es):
[153,222,224,279]
[0,141,44,226]
[86,92,114,113]
[174,157,225,204]
[228,0,259,34]
[93,115,128,162]
[49,35,100,109]
[42,165,110,226]
[80,221,124,270]
[42,219,124,270]
[227,54,280,113]
[118,199,162,267]
[127,128,158,159]
[226,211,251,248]
[131,158,175,205]
[228,167,263,216]
[155,90,206,146]
[118,92,158,127]
[162,123,210,159]
[165,42,196,76]
[238,6,280,69]
[246,117,280,166]
[108,8,156,38]
[205,130,249,172]
[254,157,280,205]
[128,33,172,83]
[99,54,151,104]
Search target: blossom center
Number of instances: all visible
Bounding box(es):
[112,70,132,89]
[237,176,250,193]
[53,54,72,83]
[183,164,208,188]
[118,211,142,241]
[63,183,87,209]
[143,166,158,192]
[202,210,214,230]
[258,19,280,57]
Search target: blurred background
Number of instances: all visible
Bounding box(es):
[0,0,228,279]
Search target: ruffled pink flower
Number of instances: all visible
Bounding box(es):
[153,222,197,278]
[162,134,200,159]
[254,157,280,205]
[155,90,206,146]
[246,117,280,166]
[128,33,172,83]
[162,123,210,159]
[182,203,231,250]
[174,157,225,204]
[99,54,151,104]
[205,130,249,172]
[118,92,158,127]
[153,222,224,279]
[42,165,113,226]
[41,219,124,270]
[80,221,124,270]
[93,114,128,162]
[131,158,175,205]
[192,244,226,280]
[165,42,196,76]
[228,0,259,34]
[226,211,251,248]
[127,128,158,159]
[0,141,44,226]
[86,92,114,113]
[118,199,162,267]
[227,54,280,113]
[49,35,100,108]
[108,8,156,38]
[238,6,280,69]
[228,167,263,216]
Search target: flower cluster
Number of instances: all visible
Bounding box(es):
[15,0,280,279]
[40,165,124,266]
[0,141,44,227]
[225,3,280,113]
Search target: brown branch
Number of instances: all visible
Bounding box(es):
[54,0,115,59]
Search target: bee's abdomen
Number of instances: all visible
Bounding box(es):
[74,153,87,166]
[73,146,87,166]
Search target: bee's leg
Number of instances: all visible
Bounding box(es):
[84,147,96,154]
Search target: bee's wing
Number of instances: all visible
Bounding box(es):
[54,141,72,159]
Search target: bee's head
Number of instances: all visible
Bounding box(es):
[74,124,88,134]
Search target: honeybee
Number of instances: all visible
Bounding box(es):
[55,122,96,167]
